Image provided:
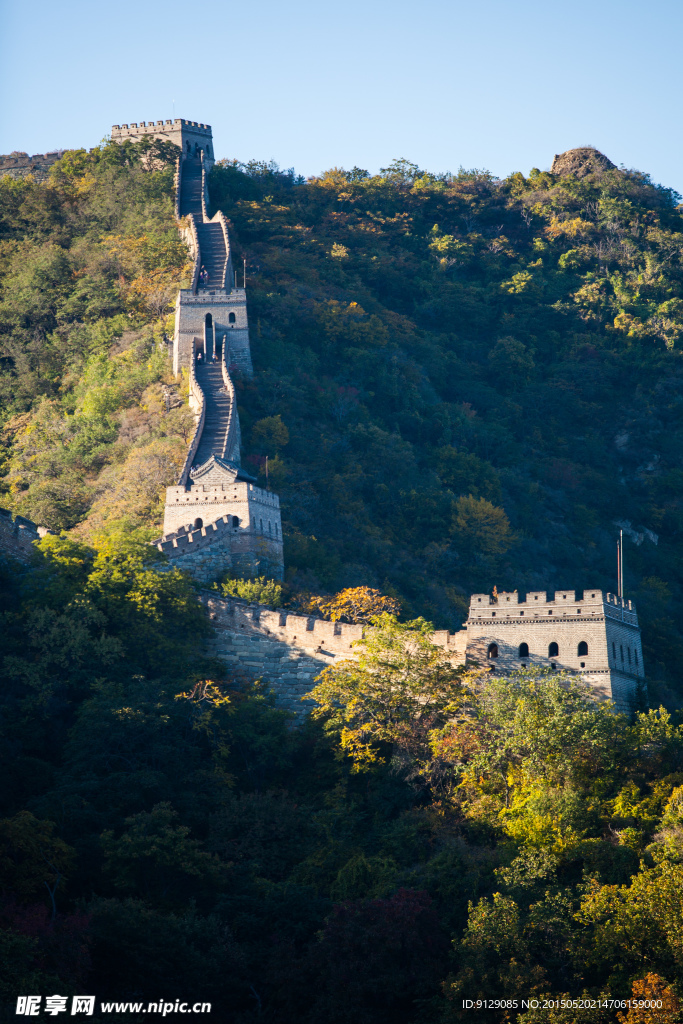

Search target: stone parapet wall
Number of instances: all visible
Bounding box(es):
[203,593,364,713]
[202,593,471,712]
[156,518,283,583]
[176,357,205,486]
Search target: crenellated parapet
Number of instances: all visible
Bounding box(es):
[202,593,467,713]
[176,356,206,487]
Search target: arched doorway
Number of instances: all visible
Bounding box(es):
[204,313,214,360]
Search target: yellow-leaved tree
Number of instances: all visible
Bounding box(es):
[304,613,469,776]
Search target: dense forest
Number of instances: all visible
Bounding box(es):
[1,139,683,1021]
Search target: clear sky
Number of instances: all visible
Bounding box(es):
[1,0,681,193]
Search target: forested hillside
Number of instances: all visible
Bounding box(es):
[2,140,683,1022]
[3,142,683,699]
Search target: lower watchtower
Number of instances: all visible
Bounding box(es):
[161,458,283,580]
[465,589,644,712]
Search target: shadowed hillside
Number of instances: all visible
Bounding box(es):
[1,138,683,1024]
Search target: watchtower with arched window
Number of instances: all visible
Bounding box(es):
[463,588,645,712]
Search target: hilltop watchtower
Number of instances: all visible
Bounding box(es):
[110,119,215,168]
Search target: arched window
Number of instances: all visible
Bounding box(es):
[206,144,212,157]
[487,643,498,659]
[578,641,588,656]
[518,642,529,658]
[612,641,616,661]
[548,642,559,657]
[231,516,240,528]
[228,312,236,323]
[193,517,203,529]
[205,313,213,327]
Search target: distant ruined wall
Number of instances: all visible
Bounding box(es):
[0,151,65,182]
[0,508,51,563]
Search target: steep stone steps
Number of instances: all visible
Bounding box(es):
[195,222,226,289]
[193,362,232,467]
[179,158,203,217]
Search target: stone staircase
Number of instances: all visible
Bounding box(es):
[179,157,203,216]
[195,221,226,290]
[178,158,227,290]
[192,360,232,467]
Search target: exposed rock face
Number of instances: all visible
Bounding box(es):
[551,147,617,179]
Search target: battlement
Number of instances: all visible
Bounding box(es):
[111,118,214,168]
[155,513,242,555]
[111,119,211,134]
[204,593,365,651]
[469,589,636,617]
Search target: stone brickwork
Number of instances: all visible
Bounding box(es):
[203,594,467,713]
[0,508,51,563]
[163,477,281,538]
[203,594,364,713]
[173,289,251,377]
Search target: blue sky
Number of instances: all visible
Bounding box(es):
[1,0,682,192]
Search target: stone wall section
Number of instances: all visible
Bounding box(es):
[0,151,65,182]
[203,588,645,716]
[0,508,51,563]
[202,593,471,713]
[173,290,251,377]
[203,594,364,712]
[155,503,283,583]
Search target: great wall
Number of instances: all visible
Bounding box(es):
[0,149,65,181]
[0,120,645,713]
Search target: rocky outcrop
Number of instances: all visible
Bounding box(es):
[551,147,617,179]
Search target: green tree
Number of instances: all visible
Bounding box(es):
[452,495,513,557]
[305,613,467,774]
